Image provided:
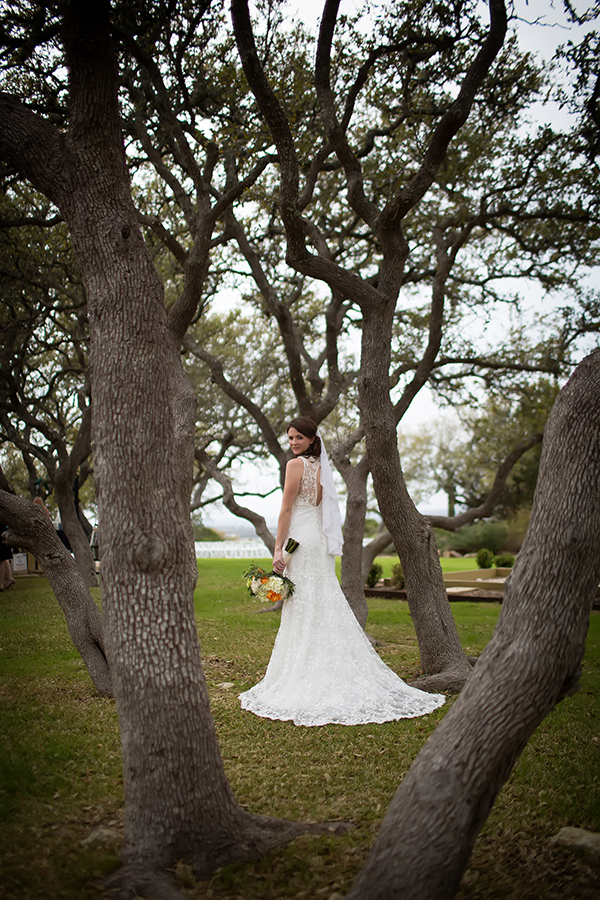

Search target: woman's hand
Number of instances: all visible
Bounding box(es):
[273,551,286,574]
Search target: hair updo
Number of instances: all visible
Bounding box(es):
[287,416,321,458]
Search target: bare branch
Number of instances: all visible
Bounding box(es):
[195,450,275,552]
[183,334,287,473]
[314,0,380,228]
[428,432,544,530]
[0,214,63,227]
[381,0,508,226]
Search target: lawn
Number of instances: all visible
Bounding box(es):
[0,562,599,900]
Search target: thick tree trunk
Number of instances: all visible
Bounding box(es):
[347,349,600,900]
[1,5,335,894]
[359,303,472,691]
[71,181,278,880]
[68,142,319,898]
[80,202,339,895]
[0,491,111,696]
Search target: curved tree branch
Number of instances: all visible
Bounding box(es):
[0,92,72,208]
[428,432,544,530]
[183,334,287,475]
[368,431,545,561]
[0,490,111,696]
[195,449,275,553]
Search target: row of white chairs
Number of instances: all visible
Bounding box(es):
[194,541,268,559]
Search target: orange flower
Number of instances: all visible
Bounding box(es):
[267,590,281,602]
[260,577,269,584]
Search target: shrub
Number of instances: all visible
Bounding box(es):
[363,517,380,538]
[390,562,405,589]
[193,524,224,541]
[441,520,510,555]
[436,513,531,556]
[366,562,384,588]
[476,547,495,569]
[492,552,516,568]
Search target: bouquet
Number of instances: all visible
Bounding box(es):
[242,564,295,603]
[242,538,299,603]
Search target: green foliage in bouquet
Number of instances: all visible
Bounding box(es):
[242,564,295,603]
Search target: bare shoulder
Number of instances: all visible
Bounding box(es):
[286,457,304,476]
[285,457,304,484]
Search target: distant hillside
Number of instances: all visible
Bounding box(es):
[193,524,225,542]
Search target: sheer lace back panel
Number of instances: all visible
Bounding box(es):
[297,457,322,506]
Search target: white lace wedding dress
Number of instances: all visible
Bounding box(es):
[239,457,446,726]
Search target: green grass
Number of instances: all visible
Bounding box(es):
[0,565,598,900]
[438,556,485,572]
[368,555,483,578]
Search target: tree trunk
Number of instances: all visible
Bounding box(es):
[67,139,320,898]
[54,469,98,587]
[446,482,456,518]
[0,491,111,696]
[359,302,472,691]
[338,455,370,628]
[79,187,338,896]
[1,4,335,894]
[347,349,600,900]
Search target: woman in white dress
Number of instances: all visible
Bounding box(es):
[239,417,445,726]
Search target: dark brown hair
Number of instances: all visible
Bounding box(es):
[287,416,321,457]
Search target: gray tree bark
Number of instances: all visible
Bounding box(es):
[54,472,98,588]
[337,452,371,628]
[346,349,600,900]
[359,318,473,689]
[0,491,111,696]
[0,3,342,894]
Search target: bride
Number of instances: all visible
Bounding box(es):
[239,416,445,726]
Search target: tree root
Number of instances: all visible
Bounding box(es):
[409,662,474,694]
[366,631,383,647]
[103,815,353,899]
[103,863,189,900]
[257,599,283,612]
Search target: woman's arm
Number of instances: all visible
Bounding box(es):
[273,458,303,573]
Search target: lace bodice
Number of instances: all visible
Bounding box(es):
[297,457,321,506]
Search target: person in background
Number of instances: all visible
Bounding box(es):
[0,523,15,591]
[33,496,51,517]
